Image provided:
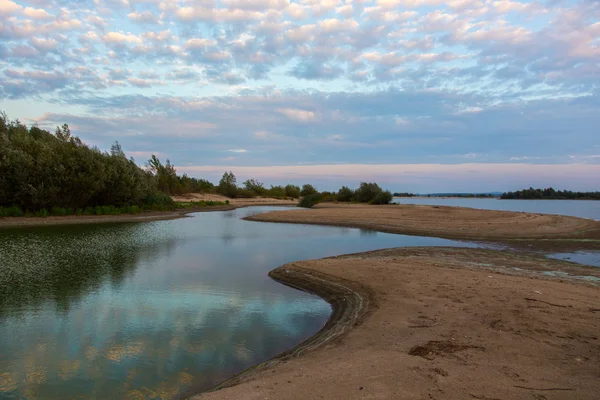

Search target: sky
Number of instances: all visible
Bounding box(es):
[1,0,599,192]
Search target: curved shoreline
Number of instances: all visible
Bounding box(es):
[0,202,296,228]
[192,265,374,397]
[195,247,600,400]
[192,205,600,399]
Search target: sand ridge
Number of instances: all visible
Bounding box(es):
[245,203,600,241]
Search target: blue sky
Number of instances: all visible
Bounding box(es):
[1,0,599,191]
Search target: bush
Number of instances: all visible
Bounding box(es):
[370,190,393,205]
[337,186,354,202]
[284,184,301,198]
[0,206,24,217]
[300,184,318,197]
[298,194,321,208]
[236,188,256,198]
[34,209,49,217]
[355,182,383,203]
[143,192,175,207]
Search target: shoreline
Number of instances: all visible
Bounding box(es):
[190,266,374,398]
[194,247,600,400]
[191,205,600,399]
[245,203,600,252]
[0,201,297,228]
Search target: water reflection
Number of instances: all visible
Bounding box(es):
[0,206,475,399]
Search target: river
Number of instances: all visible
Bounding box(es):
[0,206,477,399]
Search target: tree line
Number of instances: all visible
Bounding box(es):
[0,113,219,216]
[501,187,600,200]
[0,113,394,217]
[297,182,393,208]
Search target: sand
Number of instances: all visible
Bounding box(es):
[195,248,600,400]
[246,203,600,241]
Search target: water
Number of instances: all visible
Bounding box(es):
[547,251,600,268]
[0,206,476,400]
[393,197,600,220]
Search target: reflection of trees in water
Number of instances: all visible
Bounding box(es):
[0,223,177,317]
[360,229,377,237]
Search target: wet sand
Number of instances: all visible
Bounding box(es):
[196,248,600,400]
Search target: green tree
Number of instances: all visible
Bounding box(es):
[284,184,301,198]
[243,178,266,196]
[300,184,318,196]
[218,171,238,198]
[355,182,383,203]
[337,186,354,202]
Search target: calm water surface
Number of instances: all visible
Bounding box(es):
[547,251,600,268]
[393,197,600,220]
[0,206,476,400]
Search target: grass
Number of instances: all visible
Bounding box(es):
[174,200,229,209]
[0,200,230,218]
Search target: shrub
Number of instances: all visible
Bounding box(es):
[0,206,24,217]
[370,190,393,205]
[284,184,301,198]
[298,193,321,208]
[355,182,383,203]
[243,178,265,196]
[236,189,256,198]
[34,209,49,217]
[143,192,175,207]
[300,184,318,197]
[337,186,354,202]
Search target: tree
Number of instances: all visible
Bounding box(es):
[337,186,354,202]
[110,141,126,158]
[300,184,318,196]
[355,182,383,203]
[370,190,393,204]
[284,184,301,198]
[55,123,71,142]
[243,178,266,196]
[218,171,238,198]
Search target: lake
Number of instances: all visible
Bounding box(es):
[0,206,477,400]
[393,197,600,220]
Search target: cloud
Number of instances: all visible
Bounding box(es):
[127,10,159,24]
[1,0,598,191]
[0,0,21,15]
[228,149,248,153]
[277,108,318,122]
[103,32,142,46]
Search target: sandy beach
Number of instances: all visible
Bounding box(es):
[190,204,600,399]
[196,247,600,400]
[246,203,600,252]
